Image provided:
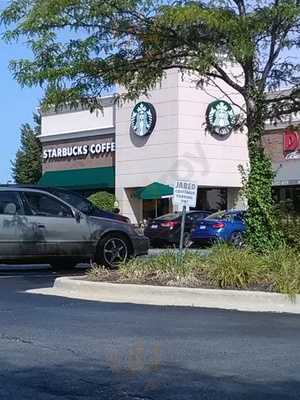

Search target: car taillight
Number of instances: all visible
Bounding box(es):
[212,222,225,229]
[161,221,179,230]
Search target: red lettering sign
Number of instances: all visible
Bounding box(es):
[284,130,299,152]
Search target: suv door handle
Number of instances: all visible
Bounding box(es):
[37,224,45,229]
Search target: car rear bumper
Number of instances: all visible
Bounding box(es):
[149,237,178,246]
[132,236,150,256]
[144,229,179,245]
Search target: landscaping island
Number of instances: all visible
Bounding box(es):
[87,245,300,298]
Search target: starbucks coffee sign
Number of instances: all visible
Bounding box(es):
[131,102,156,137]
[206,100,236,137]
[43,142,115,160]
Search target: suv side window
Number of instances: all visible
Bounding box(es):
[0,191,23,215]
[22,191,74,218]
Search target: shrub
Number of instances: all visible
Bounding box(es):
[88,265,112,281]
[278,217,300,250]
[274,200,300,250]
[88,191,115,212]
[119,250,207,286]
[206,244,264,289]
[263,246,300,299]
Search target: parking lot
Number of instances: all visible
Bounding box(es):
[0,261,299,400]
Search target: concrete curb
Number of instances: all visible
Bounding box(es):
[27,276,300,314]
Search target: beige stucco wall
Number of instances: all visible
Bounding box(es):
[115,69,180,223]
[41,99,114,139]
[176,68,248,187]
[115,68,248,222]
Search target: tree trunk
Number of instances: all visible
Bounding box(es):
[245,96,282,252]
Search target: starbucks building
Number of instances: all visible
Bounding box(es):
[39,69,249,223]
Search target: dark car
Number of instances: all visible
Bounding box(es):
[191,210,246,247]
[144,210,211,248]
[0,186,149,269]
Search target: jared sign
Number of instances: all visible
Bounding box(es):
[283,130,300,160]
[173,180,197,210]
[43,142,115,160]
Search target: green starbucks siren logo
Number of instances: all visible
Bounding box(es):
[131,102,156,137]
[206,100,236,137]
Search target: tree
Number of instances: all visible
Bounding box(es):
[2,0,300,250]
[11,113,42,184]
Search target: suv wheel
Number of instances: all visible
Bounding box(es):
[96,233,131,269]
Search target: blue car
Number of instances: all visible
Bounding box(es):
[191,210,246,247]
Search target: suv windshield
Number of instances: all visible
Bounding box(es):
[46,189,102,217]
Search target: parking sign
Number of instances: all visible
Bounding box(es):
[173,180,197,209]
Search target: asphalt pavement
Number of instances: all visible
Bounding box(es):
[0,265,300,399]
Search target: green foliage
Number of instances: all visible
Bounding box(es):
[120,250,206,280]
[2,0,300,251]
[206,244,300,297]
[206,244,264,289]
[1,1,300,109]
[88,244,300,297]
[11,113,42,184]
[240,149,283,252]
[263,246,300,299]
[280,221,300,250]
[95,250,209,286]
[88,191,115,212]
[274,200,300,250]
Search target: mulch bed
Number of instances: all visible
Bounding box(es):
[85,269,274,292]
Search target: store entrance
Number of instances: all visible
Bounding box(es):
[194,187,227,212]
[143,198,170,221]
[142,187,227,221]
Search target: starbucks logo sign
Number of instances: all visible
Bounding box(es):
[131,102,156,137]
[206,100,236,137]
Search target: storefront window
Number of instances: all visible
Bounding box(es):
[195,188,227,212]
[143,198,170,220]
[273,186,300,214]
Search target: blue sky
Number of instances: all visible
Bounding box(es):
[0,21,43,184]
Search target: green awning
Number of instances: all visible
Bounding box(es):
[135,182,173,200]
[38,167,115,190]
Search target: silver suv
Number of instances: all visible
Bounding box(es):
[0,186,149,269]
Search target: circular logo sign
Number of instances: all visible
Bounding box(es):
[206,100,236,137]
[131,102,156,137]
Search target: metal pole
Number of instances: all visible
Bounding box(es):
[179,205,187,253]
